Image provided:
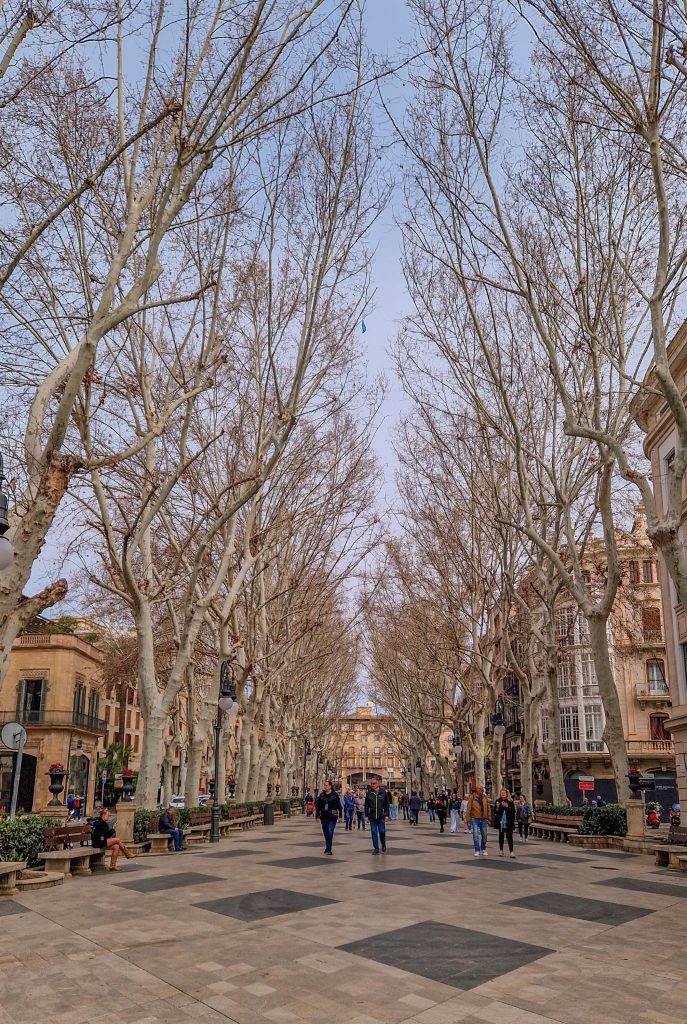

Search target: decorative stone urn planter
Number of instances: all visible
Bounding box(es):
[47,769,68,806]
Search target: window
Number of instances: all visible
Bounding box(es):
[629,560,639,585]
[578,614,590,644]
[361,746,367,755]
[641,606,662,643]
[560,706,580,751]
[642,560,653,584]
[539,709,549,746]
[650,714,669,742]
[387,758,394,767]
[87,689,100,721]
[374,747,380,755]
[581,651,599,696]
[583,704,604,749]
[354,723,361,731]
[387,746,393,754]
[647,660,668,694]
[134,734,140,753]
[17,678,47,723]
[555,606,575,646]
[374,734,381,741]
[557,656,575,698]
[126,709,132,728]
[374,757,381,768]
[73,681,86,719]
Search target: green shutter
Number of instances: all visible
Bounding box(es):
[39,680,47,721]
[16,680,25,719]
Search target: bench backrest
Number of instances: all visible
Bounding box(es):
[668,824,687,844]
[44,826,92,849]
[188,811,211,825]
[149,816,160,833]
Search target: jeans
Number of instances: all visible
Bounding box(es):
[471,818,488,853]
[402,805,408,820]
[389,803,398,820]
[450,809,459,832]
[518,820,530,840]
[344,807,354,830]
[369,817,386,851]
[428,807,436,822]
[320,816,337,851]
[436,811,446,832]
[161,826,184,851]
[356,810,366,829]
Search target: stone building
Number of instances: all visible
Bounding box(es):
[635,320,687,811]
[0,626,106,814]
[327,702,406,790]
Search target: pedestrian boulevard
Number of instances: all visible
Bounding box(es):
[1,815,685,1024]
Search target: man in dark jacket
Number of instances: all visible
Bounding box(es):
[159,806,185,851]
[364,779,390,854]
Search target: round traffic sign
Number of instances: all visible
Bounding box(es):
[0,722,27,750]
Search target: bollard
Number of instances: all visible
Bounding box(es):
[263,800,274,826]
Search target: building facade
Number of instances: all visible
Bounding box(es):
[327,702,406,790]
[635,321,687,810]
[0,629,106,814]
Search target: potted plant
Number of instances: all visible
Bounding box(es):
[121,769,136,800]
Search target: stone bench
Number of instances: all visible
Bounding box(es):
[224,814,262,832]
[529,822,575,843]
[40,847,107,878]
[653,844,687,868]
[0,861,27,896]
[186,811,212,844]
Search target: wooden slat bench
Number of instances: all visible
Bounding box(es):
[0,860,27,896]
[186,811,211,844]
[529,822,576,843]
[226,813,262,832]
[653,824,687,868]
[39,826,107,878]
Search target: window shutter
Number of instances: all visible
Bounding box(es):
[39,680,47,717]
[15,680,25,718]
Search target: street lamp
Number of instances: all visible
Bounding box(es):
[0,454,14,571]
[210,660,238,843]
[302,741,312,800]
[492,712,506,737]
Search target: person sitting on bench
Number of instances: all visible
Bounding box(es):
[159,806,186,851]
[91,809,136,871]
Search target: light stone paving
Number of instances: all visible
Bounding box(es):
[1,815,686,1023]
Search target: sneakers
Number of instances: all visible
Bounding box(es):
[381,844,387,852]
[499,851,504,857]
[481,850,488,857]
[510,853,516,859]
[372,849,379,855]
[474,851,481,857]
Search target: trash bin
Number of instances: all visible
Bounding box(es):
[263,800,274,826]
[281,799,291,817]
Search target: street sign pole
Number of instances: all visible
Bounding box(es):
[101,768,107,806]
[9,728,26,821]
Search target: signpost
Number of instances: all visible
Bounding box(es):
[1,722,28,820]
[100,768,107,806]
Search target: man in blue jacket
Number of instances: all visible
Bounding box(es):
[365,779,390,854]
[342,789,356,830]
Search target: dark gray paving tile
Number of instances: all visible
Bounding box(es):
[355,868,459,887]
[504,891,653,925]
[194,887,338,921]
[576,849,638,858]
[198,848,264,859]
[462,856,533,871]
[594,876,687,899]
[338,920,552,990]
[589,865,619,870]
[265,856,342,869]
[116,871,224,893]
[527,852,589,864]
[0,899,30,916]
[357,846,423,856]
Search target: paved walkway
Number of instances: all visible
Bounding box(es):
[1,815,686,1024]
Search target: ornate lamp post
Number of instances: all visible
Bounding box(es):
[210,661,238,843]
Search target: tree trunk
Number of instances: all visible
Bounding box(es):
[184,733,205,807]
[588,615,630,803]
[136,708,166,808]
[520,734,535,808]
[545,651,567,805]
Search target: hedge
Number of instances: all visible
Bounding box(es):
[0,814,60,866]
[536,804,585,817]
[577,804,627,837]
[134,801,267,841]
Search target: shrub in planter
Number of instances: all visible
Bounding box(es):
[0,814,60,866]
[133,808,155,843]
[578,803,627,837]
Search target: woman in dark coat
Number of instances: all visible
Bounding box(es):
[493,788,517,858]
[91,809,136,871]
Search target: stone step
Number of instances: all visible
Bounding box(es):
[16,869,64,891]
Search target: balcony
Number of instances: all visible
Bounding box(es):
[626,739,674,755]
[635,682,671,705]
[0,709,107,734]
[642,629,663,645]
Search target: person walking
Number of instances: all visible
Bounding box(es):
[516,793,532,843]
[435,792,448,833]
[305,792,315,816]
[315,780,342,854]
[400,791,409,821]
[449,791,461,834]
[427,794,436,823]
[493,788,516,858]
[365,778,390,853]
[91,809,136,870]
[465,786,490,857]
[460,794,470,832]
[158,805,186,851]
[409,791,422,825]
[355,791,366,829]
[389,790,400,820]
[343,789,356,831]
